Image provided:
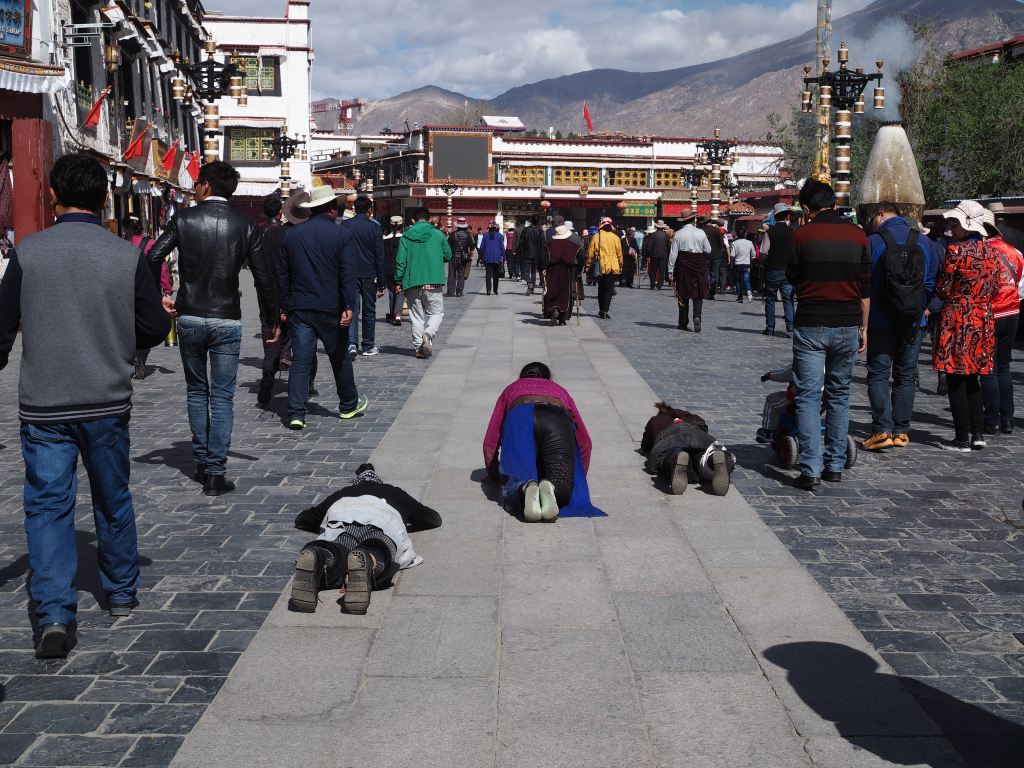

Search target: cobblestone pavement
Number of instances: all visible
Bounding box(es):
[0,274,474,767]
[593,279,1024,765]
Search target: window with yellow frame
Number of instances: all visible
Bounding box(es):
[607,168,648,188]
[552,166,600,186]
[505,166,546,186]
[654,170,682,188]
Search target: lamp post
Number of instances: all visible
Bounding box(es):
[695,127,736,220]
[683,165,704,216]
[270,133,305,195]
[439,175,459,232]
[802,40,884,208]
[184,38,248,165]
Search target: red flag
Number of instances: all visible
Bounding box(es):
[83,86,112,128]
[583,101,594,133]
[186,151,201,182]
[123,124,150,160]
[161,139,179,173]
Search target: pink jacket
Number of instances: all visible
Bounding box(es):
[483,378,592,478]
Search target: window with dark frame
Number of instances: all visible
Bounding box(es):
[232,56,280,95]
[226,127,279,163]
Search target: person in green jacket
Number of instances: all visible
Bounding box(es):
[395,207,452,358]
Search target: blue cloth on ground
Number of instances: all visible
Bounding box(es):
[498,403,606,518]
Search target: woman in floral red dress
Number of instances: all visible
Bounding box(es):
[934,201,1000,452]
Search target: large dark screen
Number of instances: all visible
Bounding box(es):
[432,134,490,182]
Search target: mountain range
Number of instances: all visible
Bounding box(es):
[351,0,1024,140]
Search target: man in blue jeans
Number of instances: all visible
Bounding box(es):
[862,203,936,452]
[0,154,170,656]
[149,161,279,496]
[341,195,385,357]
[787,179,871,490]
[762,204,796,338]
[278,185,367,429]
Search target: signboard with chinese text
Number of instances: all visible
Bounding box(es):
[0,0,32,58]
[621,202,657,217]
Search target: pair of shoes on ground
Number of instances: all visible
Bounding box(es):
[862,432,910,451]
[350,343,379,357]
[671,450,729,496]
[522,480,559,522]
[290,549,372,615]
[794,470,842,490]
[194,468,235,496]
[985,421,1014,435]
[940,434,987,453]
[597,311,611,319]
[286,395,369,431]
[415,332,433,359]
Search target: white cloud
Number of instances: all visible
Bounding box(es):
[204,0,875,100]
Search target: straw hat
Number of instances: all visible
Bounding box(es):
[298,184,340,209]
[980,209,1001,237]
[645,225,656,234]
[598,216,614,229]
[389,215,404,225]
[282,190,312,225]
[943,200,988,237]
[506,221,515,230]
[654,219,668,229]
[552,224,572,240]
[455,217,469,229]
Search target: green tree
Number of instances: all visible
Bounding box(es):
[767,106,816,180]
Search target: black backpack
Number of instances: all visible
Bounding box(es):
[879,228,925,330]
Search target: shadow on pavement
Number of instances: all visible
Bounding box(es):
[764,642,1024,768]
[134,441,259,478]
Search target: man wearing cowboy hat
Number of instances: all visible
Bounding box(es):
[278,184,366,430]
[446,217,476,297]
[987,201,1024,252]
[148,161,279,496]
[643,219,671,290]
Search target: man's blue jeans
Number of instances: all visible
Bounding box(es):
[764,270,795,332]
[349,278,378,351]
[21,416,140,625]
[792,326,859,477]
[176,316,242,476]
[287,309,359,421]
[734,266,751,297]
[867,326,923,435]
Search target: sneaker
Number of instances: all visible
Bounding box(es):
[747,292,753,302]
[862,433,894,451]
[361,346,380,357]
[984,425,999,435]
[418,332,433,358]
[694,318,702,333]
[755,428,774,444]
[35,622,69,659]
[774,331,791,339]
[339,395,369,420]
[343,550,371,615]
[108,601,133,619]
[1000,420,1014,434]
[537,479,559,521]
[257,370,274,405]
[971,434,986,450]
[415,348,427,359]
[761,329,773,336]
[288,419,306,431]
[203,475,236,497]
[670,452,688,495]
[939,438,971,453]
[348,344,357,360]
[891,433,910,448]
[709,450,730,496]
[522,481,542,522]
[289,547,322,613]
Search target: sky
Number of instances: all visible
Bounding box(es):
[205,0,878,101]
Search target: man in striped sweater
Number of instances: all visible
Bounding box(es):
[786,179,871,490]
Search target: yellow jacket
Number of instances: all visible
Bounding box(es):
[585,230,623,275]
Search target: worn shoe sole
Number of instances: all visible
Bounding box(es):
[289,549,319,613]
[709,450,730,496]
[671,453,688,495]
[538,480,559,521]
[35,625,68,659]
[339,395,369,420]
[523,482,542,522]
[344,551,371,615]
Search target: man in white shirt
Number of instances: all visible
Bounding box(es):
[730,233,756,303]
[669,214,713,331]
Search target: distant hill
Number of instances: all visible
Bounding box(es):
[351,0,1024,139]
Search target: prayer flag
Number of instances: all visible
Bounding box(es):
[186,151,201,182]
[123,124,150,160]
[161,139,179,173]
[83,86,112,128]
[583,101,593,133]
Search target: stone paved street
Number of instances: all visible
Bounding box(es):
[0,270,1021,767]
[595,279,1024,766]
[0,275,472,767]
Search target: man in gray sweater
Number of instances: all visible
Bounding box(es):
[0,154,170,658]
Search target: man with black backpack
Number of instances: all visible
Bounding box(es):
[862,202,937,452]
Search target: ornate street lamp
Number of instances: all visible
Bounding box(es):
[802,40,884,208]
[271,133,306,194]
[184,38,248,164]
[695,127,737,219]
[439,175,459,231]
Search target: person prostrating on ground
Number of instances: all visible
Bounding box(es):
[0,154,170,656]
[395,207,452,359]
[149,161,279,496]
[277,185,367,430]
[483,363,604,521]
[289,464,442,614]
[640,402,734,496]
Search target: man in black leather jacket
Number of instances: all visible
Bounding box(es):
[149,161,278,497]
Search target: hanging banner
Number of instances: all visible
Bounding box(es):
[0,0,32,57]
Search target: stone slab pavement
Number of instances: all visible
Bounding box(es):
[0,272,473,768]
[169,283,964,768]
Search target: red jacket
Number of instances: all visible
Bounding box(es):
[988,236,1024,319]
